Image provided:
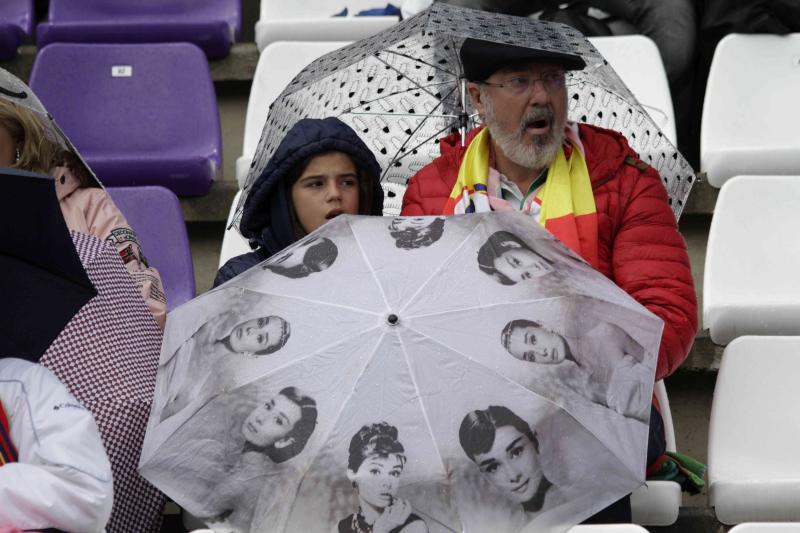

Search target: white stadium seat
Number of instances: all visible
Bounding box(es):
[236,41,350,187]
[588,35,677,145]
[730,525,800,532]
[255,0,398,51]
[701,33,800,187]
[708,336,800,524]
[703,176,800,345]
[568,525,650,532]
[629,380,681,527]
[218,189,252,269]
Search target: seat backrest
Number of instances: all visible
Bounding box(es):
[0,0,33,60]
[703,175,800,344]
[255,0,398,51]
[730,524,800,532]
[29,43,221,196]
[37,0,240,58]
[218,189,252,269]
[567,525,650,532]
[238,41,349,186]
[701,33,800,187]
[0,0,33,33]
[107,186,196,310]
[588,35,676,145]
[708,336,800,524]
[260,0,396,20]
[653,380,676,453]
[709,336,800,486]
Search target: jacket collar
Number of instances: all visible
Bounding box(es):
[438,123,634,189]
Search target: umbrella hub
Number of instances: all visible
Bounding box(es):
[386,313,400,326]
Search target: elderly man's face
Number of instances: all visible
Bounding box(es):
[469,62,568,171]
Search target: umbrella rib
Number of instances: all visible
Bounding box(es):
[269,329,390,529]
[399,222,482,315]
[225,286,383,318]
[381,118,457,173]
[395,332,450,478]
[371,53,454,103]
[378,48,459,79]
[378,84,461,176]
[345,217,392,310]
[348,111,460,119]
[339,79,455,116]
[402,322,573,412]
[406,296,569,320]
[404,323,648,481]
[227,324,384,393]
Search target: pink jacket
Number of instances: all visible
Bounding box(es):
[55,167,167,330]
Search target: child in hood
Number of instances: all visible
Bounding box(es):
[215,117,384,286]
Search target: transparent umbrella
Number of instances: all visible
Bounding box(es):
[140,212,663,533]
[238,3,695,218]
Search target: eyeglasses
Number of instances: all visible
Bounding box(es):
[478,70,567,96]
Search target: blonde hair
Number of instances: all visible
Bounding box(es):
[0,99,90,185]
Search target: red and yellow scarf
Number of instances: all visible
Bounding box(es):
[443,127,599,268]
[0,401,17,465]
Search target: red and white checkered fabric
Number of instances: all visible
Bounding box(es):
[41,231,166,533]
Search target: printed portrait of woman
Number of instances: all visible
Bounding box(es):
[336,422,429,533]
[500,318,651,423]
[477,231,555,285]
[159,310,292,422]
[148,385,318,532]
[388,217,445,250]
[458,406,558,515]
[263,235,339,279]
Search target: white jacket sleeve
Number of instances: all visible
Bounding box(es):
[0,359,114,533]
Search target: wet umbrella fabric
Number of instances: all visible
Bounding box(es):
[238,3,696,218]
[40,231,165,533]
[0,169,95,361]
[140,212,663,533]
[0,67,99,187]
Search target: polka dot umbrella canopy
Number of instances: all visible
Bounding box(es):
[237,3,695,219]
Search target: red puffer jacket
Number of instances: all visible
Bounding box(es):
[401,124,698,380]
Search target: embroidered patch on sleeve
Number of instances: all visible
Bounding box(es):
[106,227,140,247]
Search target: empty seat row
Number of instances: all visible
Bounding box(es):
[4,0,240,59]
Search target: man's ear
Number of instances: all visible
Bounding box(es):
[466,82,485,118]
[273,436,295,450]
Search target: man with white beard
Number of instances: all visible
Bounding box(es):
[401,38,698,523]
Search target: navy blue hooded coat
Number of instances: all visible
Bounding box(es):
[214,118,384,287]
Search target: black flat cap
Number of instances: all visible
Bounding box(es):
[459,38,586,81]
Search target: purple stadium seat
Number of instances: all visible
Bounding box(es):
[0,0,33,60]
[36,0,240,59]
[107,186,196,311]
[29,43,221,196]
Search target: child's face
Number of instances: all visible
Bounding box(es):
[507,325,567,364]
[291,152,360,233]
